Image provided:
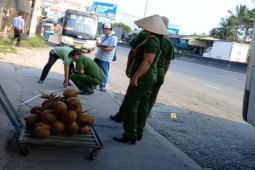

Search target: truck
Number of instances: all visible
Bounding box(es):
[58,9,99,53]
[203,41,250,63]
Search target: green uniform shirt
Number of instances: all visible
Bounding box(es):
[76,56,103,81]
[130,31,175,68]
[129,31,148,49]
[157,36,176,68]
[51,46,73,66]
[130,37,161,81]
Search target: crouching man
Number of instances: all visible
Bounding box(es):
[69,50,104,95]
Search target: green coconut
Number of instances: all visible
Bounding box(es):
[63,89,78,99]
[53,101,67,116]
[65,97,81,110]
[33,127,51,139]
[26,114,40,127]
[41,110,58,124]
[52,121,65,134]
[65,122,79,136]
[61,110,77,124]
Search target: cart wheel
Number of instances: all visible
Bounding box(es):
[20,144,30,156]
[90,149,100,160]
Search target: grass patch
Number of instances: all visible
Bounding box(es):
[21,35,48,49]
[0,35,47,54]
[0,45,17,54]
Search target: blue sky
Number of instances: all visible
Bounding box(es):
[67,0,254,34]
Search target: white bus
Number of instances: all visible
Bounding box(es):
[58,9,99,53]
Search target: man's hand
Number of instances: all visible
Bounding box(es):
[130,77,138,87]
[64,80,69,88]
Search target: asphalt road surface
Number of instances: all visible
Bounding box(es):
[50,36,255,169]
[110,46,255,170]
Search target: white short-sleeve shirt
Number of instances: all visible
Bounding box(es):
[95,33,118,62]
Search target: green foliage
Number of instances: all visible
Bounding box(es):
[112,23,131,34]
[211,4,255,42]
[0,34,47,54]
[21,35,48,49]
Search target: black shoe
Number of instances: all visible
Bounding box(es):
[137,136,142,141]
[113,136,136,144]
[110,115,123,123]
[78,90,94,95]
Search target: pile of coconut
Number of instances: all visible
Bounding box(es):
[25,89,95,139]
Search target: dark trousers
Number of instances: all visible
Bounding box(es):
[11,28,22,45]
[39,53,74,81]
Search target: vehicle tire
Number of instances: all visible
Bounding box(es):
[87,50,91,53]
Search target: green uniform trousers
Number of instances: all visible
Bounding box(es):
[70,74,103,91]
[115,68,165,125]
[122,78,155,140]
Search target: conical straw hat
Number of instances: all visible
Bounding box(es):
[135,14,169,35]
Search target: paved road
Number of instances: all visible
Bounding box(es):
[117,46,246,96]
[112,46,255,170]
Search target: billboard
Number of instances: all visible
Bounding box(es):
[49,0,81,13]
[93,2,117,19]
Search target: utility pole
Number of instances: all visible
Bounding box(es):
[143,0,148,17]
[29,0,42,36]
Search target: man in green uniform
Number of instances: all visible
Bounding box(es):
[68,50,103,95]
[38,46,74,87]
[110,17,175,128]
[113,14,170,143]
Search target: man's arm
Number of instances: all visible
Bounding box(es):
[126,48,136,77]
[64,66,69,87]
[97,45,115,51]
[130,53,155,87]
[164,60,171,73]
[78,70,84,74]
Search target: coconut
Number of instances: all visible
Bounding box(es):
[63,89,78,99]
[41,110,57,124]
[26,114,40,127]
[61,110,77,124]
[79,126,90,134]
[33,127,51,139]
[65,122,79,136]
[75,105,83,115]
[90,116,95,125]
[42,100,54,110]
[77,114,94,126]
[52,121,65,134]
[34,122,51,131]
[30,106,44,115]
[53,101,67,116]
[65,97,81,110]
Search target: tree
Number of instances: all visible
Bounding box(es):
[210,18,234,40]
[210,4,254,42]
[228,4,249,41]
[112,23,131,34]
[242,9,255,42]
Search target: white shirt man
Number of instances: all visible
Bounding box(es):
[95,23,118,92]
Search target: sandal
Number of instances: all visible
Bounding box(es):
[38,80,43,84]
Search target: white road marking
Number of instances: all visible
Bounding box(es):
[212,74,244,82]
[203,84,221,90]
